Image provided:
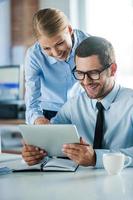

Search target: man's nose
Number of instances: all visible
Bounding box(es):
[82,74,92,85]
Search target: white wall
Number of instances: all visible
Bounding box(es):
[0,0,11,65]
[39,0,70,18]
[39,0,87,31]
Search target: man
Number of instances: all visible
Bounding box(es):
[22,36,133,168]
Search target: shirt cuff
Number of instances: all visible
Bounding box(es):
[26,114,44,124]
[95,149,110,168]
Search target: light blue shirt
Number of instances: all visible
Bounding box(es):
[25,29,89,124]
[51,83,133,168]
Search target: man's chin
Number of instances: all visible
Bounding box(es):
[85,89,99,99]
[86,90,104,100]
[84,85,101,99]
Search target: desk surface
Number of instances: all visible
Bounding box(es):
[0,158,133,200]
[0,119,25,125]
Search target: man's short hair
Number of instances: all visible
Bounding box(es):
[75,36,116,67]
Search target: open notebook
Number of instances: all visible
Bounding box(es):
[13,157,79,172]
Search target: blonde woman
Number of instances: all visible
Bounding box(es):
[25,8,89,125]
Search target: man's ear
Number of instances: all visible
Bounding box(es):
[110,63,117,76]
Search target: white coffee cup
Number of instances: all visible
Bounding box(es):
[103,153,132,175]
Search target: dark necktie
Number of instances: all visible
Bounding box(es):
[93,102,104,149]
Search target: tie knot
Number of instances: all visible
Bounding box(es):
[96,102,104,111]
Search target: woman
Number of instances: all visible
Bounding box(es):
[25,8,89,124]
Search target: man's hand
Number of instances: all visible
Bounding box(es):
[62,138,96,166]
[34,117,49,125]
[22,144,47,166]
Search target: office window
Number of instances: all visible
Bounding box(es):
[86,0,133,88]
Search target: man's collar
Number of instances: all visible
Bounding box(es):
[92,83,121,110]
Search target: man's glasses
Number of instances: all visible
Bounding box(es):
[72,64,112,81]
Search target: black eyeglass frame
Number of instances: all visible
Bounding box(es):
[72,63,112,81]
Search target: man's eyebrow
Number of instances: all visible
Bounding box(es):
[76,68,102,72]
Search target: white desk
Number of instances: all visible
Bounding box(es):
[0,159,133,200]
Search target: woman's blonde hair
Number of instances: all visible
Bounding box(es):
[33,8,69,38]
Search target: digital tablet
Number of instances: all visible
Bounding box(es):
[19,124,80,157]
